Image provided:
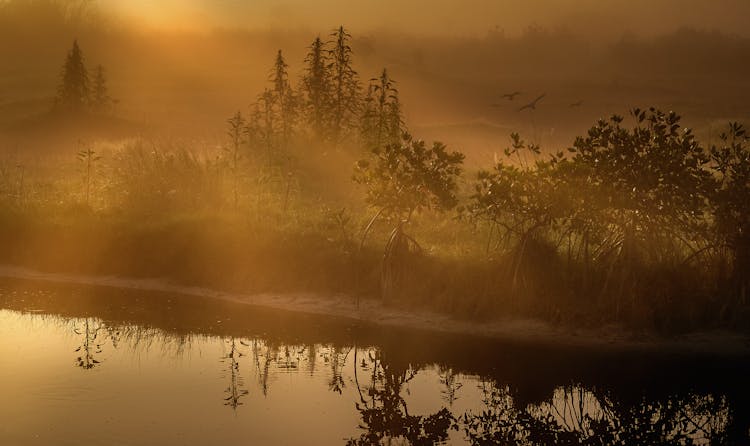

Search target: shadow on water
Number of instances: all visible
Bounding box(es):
[1,277,749,445]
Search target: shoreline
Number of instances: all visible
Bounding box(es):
[1,264,748,355]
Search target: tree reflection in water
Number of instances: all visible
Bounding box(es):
[11,309,738,445]
[439,367,463,407]
[461,381,732,446]
[61,321,738,444]
[221,337,249,409]
[72,317,108,369]
[70,317,189,371]
[325,345,352,394]
[347,350,454,445]
[250,339,275,396]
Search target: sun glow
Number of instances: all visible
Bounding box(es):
[100,0,206,30]
[95,0,750,37]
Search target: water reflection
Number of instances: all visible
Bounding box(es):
[69,316,191,371]
[439,367,463,407]
[347,350,454,445]
[221,338,249,409]
[461,382,733,445]
[72,318,108,369]
[327,346,352,394]
[1,281,748,445]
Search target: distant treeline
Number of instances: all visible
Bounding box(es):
[2,0,749,126]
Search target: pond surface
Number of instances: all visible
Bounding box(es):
[1,278,749,445]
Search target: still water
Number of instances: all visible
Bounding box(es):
[1,278,748,445]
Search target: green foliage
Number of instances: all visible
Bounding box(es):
[560,109,714,314]
[567,108,711,238]
[354,132,464,302]
[469,133,564,238]
[354,133,464,220]
[467,134,568,296]
[467,108,740,320]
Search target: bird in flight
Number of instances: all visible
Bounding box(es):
[569,100,583,108]
[518,93,545,112]
[501,91,521,101]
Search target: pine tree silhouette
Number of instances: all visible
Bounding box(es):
[301,36,331,140]
[56,40,89,111]
[361,69,402,151]
[328,26,360,143]
[270,50,295,146]
[91,64,112,113]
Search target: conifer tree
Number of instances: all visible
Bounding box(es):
[301,36,331,140]
[270,50,296,146]
[255,88,278,162]
[91,64,112,113]
[328,26,360,142]
[56,40,89,111]
[361,69,403,151]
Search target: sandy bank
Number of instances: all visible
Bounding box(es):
[1,264,748,355]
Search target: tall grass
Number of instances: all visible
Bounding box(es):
[0,117,748,334]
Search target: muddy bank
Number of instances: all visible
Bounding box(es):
[1,264,748,355]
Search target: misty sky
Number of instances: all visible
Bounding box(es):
[101,0,750,38]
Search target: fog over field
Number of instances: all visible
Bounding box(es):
[2,0,750,163]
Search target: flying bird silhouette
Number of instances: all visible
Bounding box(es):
[569,100,583,108]
[501,91,521,101]
[518,93,545,112]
